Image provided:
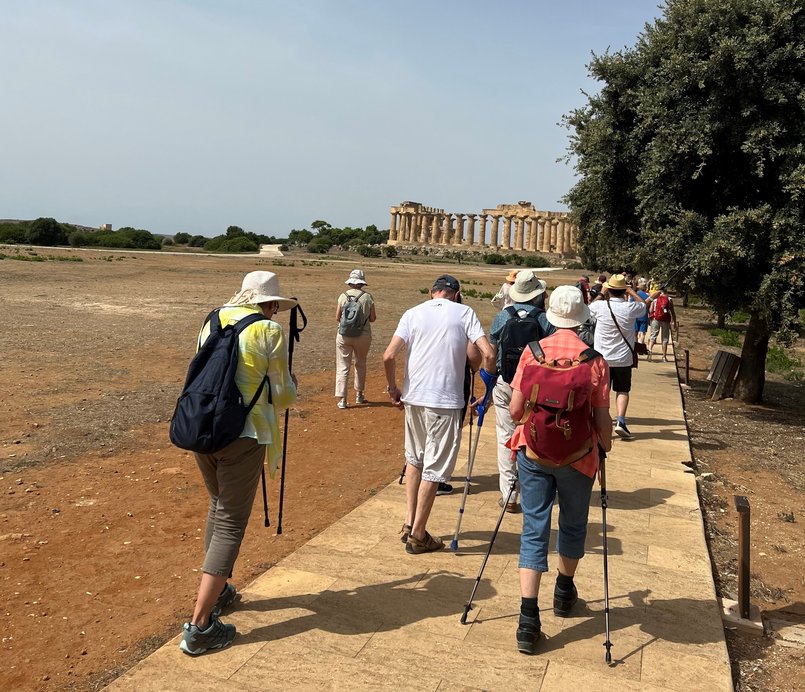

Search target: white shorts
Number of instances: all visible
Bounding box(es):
[404,405,462,483]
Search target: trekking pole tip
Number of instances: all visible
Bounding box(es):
[460,606,471,625]
[449,538,458,550]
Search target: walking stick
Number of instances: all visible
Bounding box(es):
[460,474,516,623]
[450,368,497,551]
[599,446,614,663]
[274,301,307,535]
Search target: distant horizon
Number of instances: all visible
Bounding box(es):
[1,1,663,237]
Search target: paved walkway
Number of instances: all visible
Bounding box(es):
[110,356,733,691]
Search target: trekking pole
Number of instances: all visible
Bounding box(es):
[460,474,516,623]
[599,446,614,663]
[450,367,497,551]
[275,301,307,535]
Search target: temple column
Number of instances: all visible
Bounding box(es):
[431,214,440,244]
[557,219,566,254]
[514,217,524,250]
[502,216,512,250]
[399,214,409,242]
[465,214,476,246]
[550,219,558,252]
[441,215,451,244]
[478,214,488,247]
[541,217,551,252]
[389,210,398,242]
[490,215,501,248]
[524,217,533,251]
[454,214,465,246]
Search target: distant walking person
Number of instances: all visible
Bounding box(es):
[383,275,494,554]
[646,285,677,362]
[180,271,298,656]
[335,269,376,409]
[491,269,519,310]
[588,274,649,439]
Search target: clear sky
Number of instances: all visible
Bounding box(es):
[1,0,663,237]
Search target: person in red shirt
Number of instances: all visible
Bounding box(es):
[508,285,613,655]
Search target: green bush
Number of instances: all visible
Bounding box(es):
[307,237,332,254]
[189,235,207,247]
[708,328,742,348]
[68,231,89,247]
[506,253,524,266]
[524,255,551,268]
[173,232,191,244]
[0,223,30,244]
[565,261,584,270]
[484,253,506,265]
[205,236,259,253]
[356,245,381,258]
[28,217,68,246]
[766,345,802,376]
[162,237,174,246]
[383,246,397,258]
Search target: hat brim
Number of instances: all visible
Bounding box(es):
[509,279,547,303]
[603,280,628,290]
[345,279,367,286]
[546,302,590,329]
[225,292,298,311]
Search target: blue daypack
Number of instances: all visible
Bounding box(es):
[169,309,270,454]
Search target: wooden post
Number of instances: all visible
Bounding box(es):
[684,349,690,385]
[734,495,751,619]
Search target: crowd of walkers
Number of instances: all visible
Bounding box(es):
[174,265,678,657]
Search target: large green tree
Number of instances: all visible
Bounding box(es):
[564,0,805,403]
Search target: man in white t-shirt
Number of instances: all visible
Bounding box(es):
[588,274,649,439]
[383,274,495,554]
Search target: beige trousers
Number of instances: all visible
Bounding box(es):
[335,332,372,398]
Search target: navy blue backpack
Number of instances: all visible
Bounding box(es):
[169,309,270,454]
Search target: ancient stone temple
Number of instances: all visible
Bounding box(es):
[387,201,579,255]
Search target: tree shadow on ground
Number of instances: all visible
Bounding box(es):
[603,488,676,510]
[237,571,495,647]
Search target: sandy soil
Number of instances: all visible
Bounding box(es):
[1,248,802,690]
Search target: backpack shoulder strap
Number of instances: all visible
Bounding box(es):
[231,311,268,336]
[579,347,602,363]
[504,305,518,318]
[527,340,546,361]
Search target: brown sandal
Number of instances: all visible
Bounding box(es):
[399,524,412,544]
[405,531,444,554]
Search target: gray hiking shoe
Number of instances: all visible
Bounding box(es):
[179,615,236,656]
[213,582,238,615]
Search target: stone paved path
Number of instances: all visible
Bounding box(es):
[109,356,733,691]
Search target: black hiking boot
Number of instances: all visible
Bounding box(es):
[553,579,578,617]
[516,612,542,655]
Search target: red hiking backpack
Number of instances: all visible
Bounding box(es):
[652,294,671,321]
[518,341,602,466]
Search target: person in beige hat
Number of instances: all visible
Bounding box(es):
[179,270,298,656]
[588,273,649,438]
[507,284,612,654]
[488,269,554,512]
[491,268,520,309]
[335,269,376,408]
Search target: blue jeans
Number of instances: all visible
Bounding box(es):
[517,448,595,572]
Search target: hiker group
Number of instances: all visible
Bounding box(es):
[169,266,678,657]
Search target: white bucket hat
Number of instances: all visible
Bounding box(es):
[508,269,547,303]
[225,271,297,311]
[345,269,367,286]
[546,285,590,328]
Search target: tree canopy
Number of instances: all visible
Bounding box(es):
[564,0,804,402]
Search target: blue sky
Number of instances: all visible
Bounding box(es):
[0,1,663,237]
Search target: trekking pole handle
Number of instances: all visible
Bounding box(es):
[475,368,497,426]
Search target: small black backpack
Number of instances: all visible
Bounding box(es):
[338,291,368,337]
[169,309,270,454]
[499,306,547,383]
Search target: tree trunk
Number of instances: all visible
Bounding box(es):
[733,311,770,404]
[716,310,726,328]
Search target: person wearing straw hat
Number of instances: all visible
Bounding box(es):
[491,268,520,310]
[588,273,649,439]
[488,270,555,513]
[508,285,612,654]
[179,270,298,656]
[335,269,377,408]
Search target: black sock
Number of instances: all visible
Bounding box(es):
[557,572,574,588]
[520,597,539,619]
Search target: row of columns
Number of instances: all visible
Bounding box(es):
[388,211,578,254]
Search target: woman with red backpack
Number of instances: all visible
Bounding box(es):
[646,285,677,362]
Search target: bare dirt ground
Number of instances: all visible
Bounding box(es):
[1,248,802,690]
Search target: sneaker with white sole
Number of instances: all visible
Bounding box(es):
[356,392,366,405]
[436,482,453,496]
[614,420,633,439]
[337,399,347,409]
[179,615,236,656]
